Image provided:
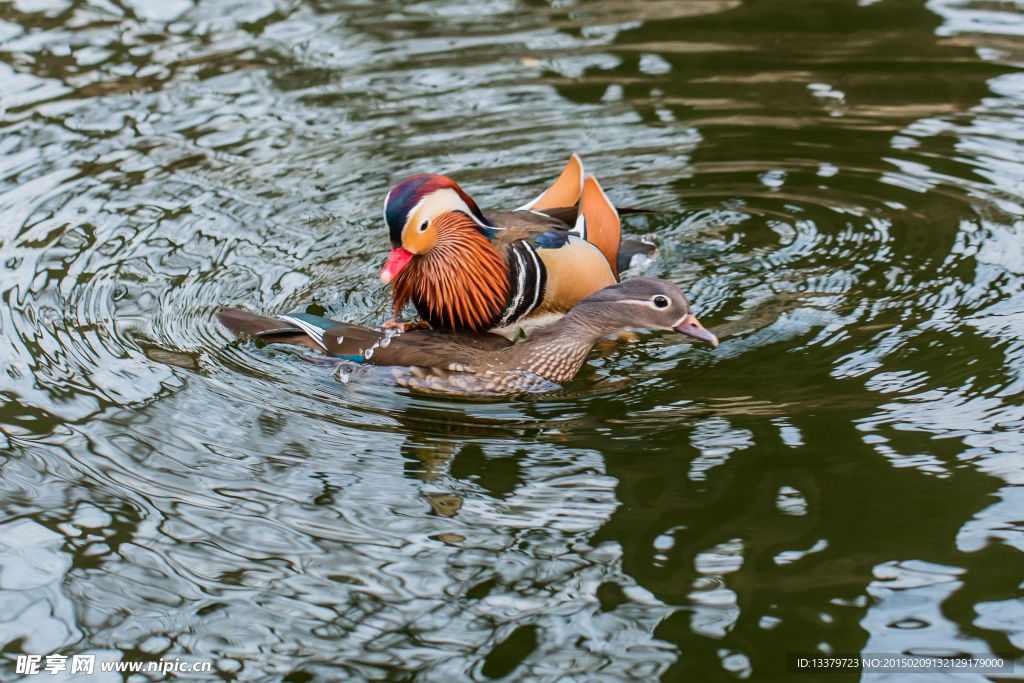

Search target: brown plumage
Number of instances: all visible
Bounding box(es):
[216,278,719,397]
[391,212,509,331]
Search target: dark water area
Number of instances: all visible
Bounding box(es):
[3,0,1024,680]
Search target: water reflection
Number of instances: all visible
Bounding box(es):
[0,520,78,654]
[3,0,1024,679]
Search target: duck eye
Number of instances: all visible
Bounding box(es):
[418,220,429,233]
[653,295,669,309]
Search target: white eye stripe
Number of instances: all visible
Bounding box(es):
[631,297,666,304]
[399,188,492,238]
[401,194,431,237]
[618,297,686,311]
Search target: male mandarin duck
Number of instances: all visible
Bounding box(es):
[218,278,717,396]
[379,154,658,338]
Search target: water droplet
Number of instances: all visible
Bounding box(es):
[654,534,675,551]
[380,336,391,348]
[364,348,374,359]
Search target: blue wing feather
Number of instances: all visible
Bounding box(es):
[532,230,570,249]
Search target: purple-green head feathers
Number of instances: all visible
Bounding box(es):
[384,174,490,248]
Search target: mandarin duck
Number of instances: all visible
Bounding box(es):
[217,278,717,397]
[379,155,658,339]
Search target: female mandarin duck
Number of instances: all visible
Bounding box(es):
[218,278,717,397]
[379,155,657,338]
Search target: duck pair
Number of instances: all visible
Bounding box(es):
[380,154,660,337]
[218,156,718,396]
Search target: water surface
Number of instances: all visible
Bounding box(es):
[3,0,1024,680]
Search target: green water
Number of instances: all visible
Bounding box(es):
[2,0,1024,680]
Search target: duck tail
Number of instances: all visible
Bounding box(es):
[217,307,297,337]
[217,307,329,351]
[617,238,658,274]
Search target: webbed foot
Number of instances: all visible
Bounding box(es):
[382,320,433,332]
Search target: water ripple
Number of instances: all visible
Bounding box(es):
[5,0,1024,679]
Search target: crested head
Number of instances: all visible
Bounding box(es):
[511,278,713,384]
[556,277,718,346]
[391,211,509,331]
[573,277,688,316]
[383,174,491,251]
